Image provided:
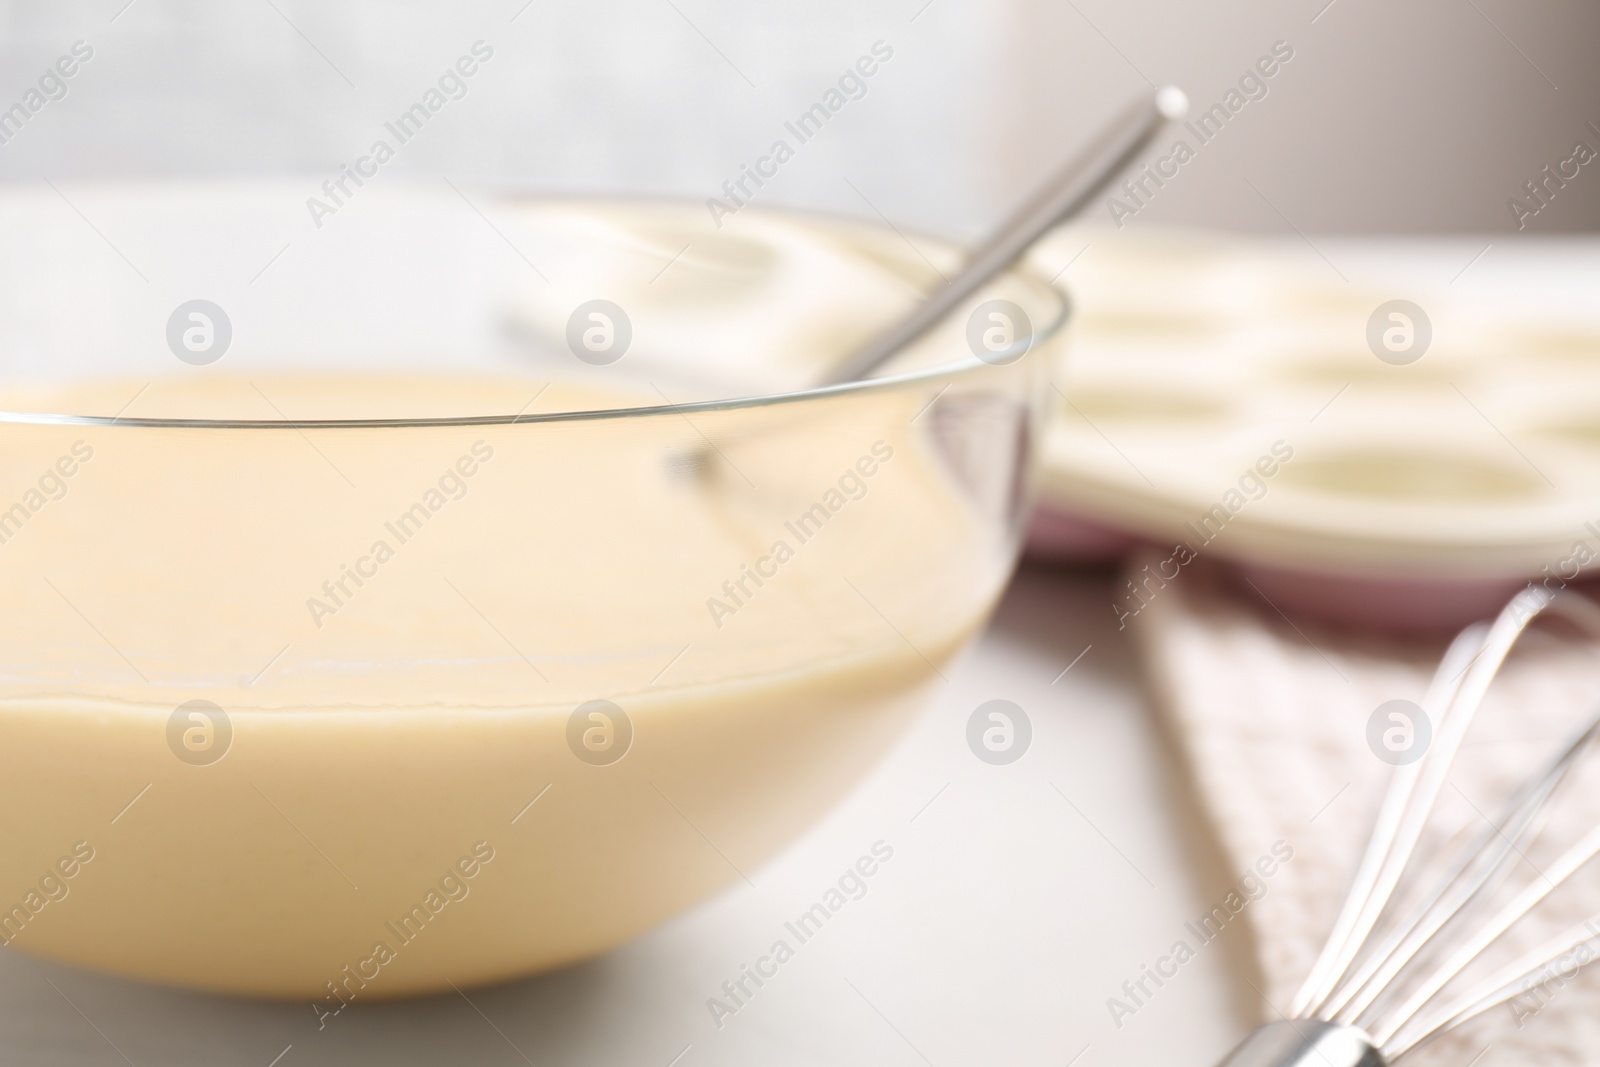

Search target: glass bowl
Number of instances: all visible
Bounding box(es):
[0,186,1066,1001]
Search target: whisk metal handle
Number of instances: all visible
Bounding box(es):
[1213,1022,1386,1067]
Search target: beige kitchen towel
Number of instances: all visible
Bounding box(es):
[1129,553,1600,1065]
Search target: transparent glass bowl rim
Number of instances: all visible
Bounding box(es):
[0,280,1071,430]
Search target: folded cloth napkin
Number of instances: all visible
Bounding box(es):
[1127,552,1600,1065]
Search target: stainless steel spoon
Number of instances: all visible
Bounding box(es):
[824,84,1188,385]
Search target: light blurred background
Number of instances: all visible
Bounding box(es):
[0,7,1598,1067]
[0,0,1596,237]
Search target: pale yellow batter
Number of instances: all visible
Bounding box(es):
[0,373,1004,1000]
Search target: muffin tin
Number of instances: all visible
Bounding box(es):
[1025,228,1600,629]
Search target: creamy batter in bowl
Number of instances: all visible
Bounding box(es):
[0,194,1065,1001]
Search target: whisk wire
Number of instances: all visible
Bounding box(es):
[1327,704,1600,1025]
[1219,588,1600,1067]
[1384,916,1600,1060]
[1367,819,1600,1047]
[1286,622,1495,1017]
[1290,590,1552,1019]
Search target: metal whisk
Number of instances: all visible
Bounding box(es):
[1216,585,1600,1067]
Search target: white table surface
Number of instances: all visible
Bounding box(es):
[0,564,1252,1067]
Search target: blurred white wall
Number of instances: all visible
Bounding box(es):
[991,0,1600,236]
[0,0,1595,240]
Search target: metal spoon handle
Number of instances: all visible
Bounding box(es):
[825,86,1185,385]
